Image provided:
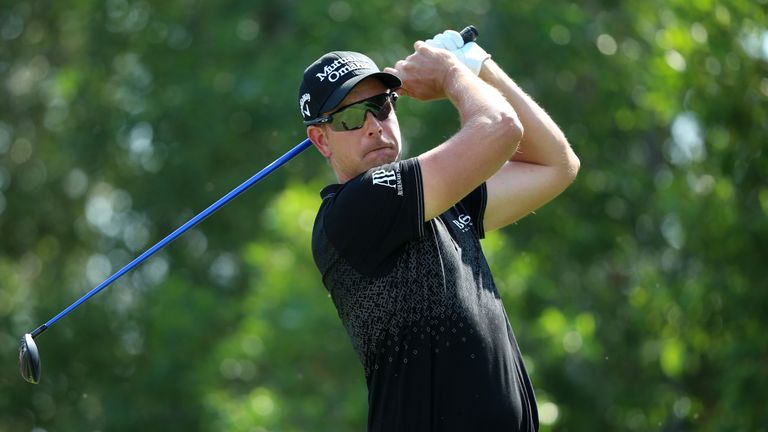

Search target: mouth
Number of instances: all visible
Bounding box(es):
[369,146,394,154]
[366,142,397,157]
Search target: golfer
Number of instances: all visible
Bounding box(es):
[299,29,579,431]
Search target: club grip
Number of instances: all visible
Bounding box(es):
[460,25,479,43]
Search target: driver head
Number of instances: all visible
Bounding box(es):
[19,333,41,384]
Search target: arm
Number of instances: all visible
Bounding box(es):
[480,59,580,231]
[386,42,524,222]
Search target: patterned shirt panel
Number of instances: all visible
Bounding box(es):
[312,158,538,432]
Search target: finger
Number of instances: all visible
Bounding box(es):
[384,65,409,97]
[443,30,464,49]
[383,66,400,77]
[394,86,410,98]
[414,41,435,57]
[434,33,456,51]
[392,59,409,72]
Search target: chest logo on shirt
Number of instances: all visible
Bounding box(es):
[452,214,473,233]
[372,167,404,196]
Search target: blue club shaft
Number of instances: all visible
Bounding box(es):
[31,138,312,338]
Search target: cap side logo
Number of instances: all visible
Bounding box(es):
[300,93,311,117]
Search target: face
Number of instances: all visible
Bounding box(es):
[308,78,402,183]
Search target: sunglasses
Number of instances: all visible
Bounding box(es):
[305,92,398,132]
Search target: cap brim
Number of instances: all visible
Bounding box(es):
[318,72,402,115]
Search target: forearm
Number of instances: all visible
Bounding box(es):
[445,64,522,142]
[479,60,579,174]
[391,44,524,220]
[391,44,522,167]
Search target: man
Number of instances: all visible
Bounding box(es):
[299,29,579,431]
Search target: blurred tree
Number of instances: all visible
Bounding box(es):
[0,0,765,431]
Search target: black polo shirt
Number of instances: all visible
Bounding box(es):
[312,158,538,432]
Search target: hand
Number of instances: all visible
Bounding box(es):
[425,30,490,76]
[384,41,463,101]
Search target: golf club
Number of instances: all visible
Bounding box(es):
[19,138,312,384]
[18,25,479,384]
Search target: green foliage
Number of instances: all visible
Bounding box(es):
[1,0,766,431]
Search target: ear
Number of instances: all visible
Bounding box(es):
[307,126,332,158]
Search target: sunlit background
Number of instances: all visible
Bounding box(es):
[1,0,767,430]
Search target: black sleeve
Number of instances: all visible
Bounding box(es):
[455,183,488,239]
[322,158,425,275]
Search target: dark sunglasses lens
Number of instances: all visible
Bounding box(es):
[375,100,393,121]
[333,107,369,131]
[331,94,394,132]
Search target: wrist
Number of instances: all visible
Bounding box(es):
[443,64,474,97]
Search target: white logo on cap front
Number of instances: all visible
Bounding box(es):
[300,93,311,117]
[316,56,370,82]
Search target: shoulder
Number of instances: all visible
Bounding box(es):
[322,158,423,216]
[311,158,427,274]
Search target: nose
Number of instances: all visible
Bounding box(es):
[364,111,384,137]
